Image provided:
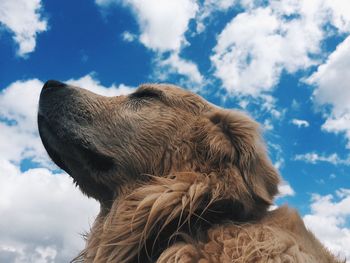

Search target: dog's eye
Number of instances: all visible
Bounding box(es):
[130,89,161,100]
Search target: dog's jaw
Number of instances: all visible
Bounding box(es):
[38,81,117,204]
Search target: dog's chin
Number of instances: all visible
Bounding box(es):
[38,114,116,204]
[38,114,72,172]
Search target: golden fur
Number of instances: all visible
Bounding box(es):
[158,206,341,263]
[37,82,342,263]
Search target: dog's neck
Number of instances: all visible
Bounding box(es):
[75,171,268,262]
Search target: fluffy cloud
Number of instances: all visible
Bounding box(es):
[208,0,350,98]
[0,79,49,166]
[96,0,203,85]
[269,143,295,199]
[0,75,133,262]
[96,0,350,99]
[307,36,350,148]
[291,118,310,128]
[211,1,328,97]
[206,0,350,155]
[0,0,47,56]
[66,74,135,96]
[124,0,198,52]
[0,160,99,262]
[96,0,198,51]
[154,53,203,85]
[196,0,258,33]
[308,36,350,115]
[324,0,350,33]
[294,152,350,165]
[277,181,295,198]
[304,189,350,261]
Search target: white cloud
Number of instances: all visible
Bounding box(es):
[273,158,284,171]
[0,75,134,262]
[97,0,350,97]
[277,181,295,198]
[269,144,295,200]
[0,79,42,131]
[0,160,99,262]
[272,148,295,200]
[95,0,203,85]
[66,74,135,96]
[123,0,198,52]
[0,79,49,166]
[121,31,137,42]
[263,119,274,131]
[324,0,350,33]
[196,0,258,33]
[308,36,350,116]
[211,2,327,97]
[97,0,198,52]
[291,118,310,128]
[154,53,203,85]
[268,142,285,168]
[209,0,350,99]
[206,0,350,149]
[304,189,350,261]
[0,0,47,56]
[294,152,350,165]
[307,36,350,148]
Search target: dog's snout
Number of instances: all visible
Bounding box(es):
[39,80,69,116]
[43,80,66,90]
[40,80,67,104]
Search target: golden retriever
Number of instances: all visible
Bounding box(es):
[38,80,341,262]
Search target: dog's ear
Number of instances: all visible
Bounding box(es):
[195,109,280,207]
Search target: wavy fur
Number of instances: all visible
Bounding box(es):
[76,172,224,262]
[157,207,344,263]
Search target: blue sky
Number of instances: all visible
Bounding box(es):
[1,0,350,262]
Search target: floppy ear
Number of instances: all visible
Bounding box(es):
[195,109,280,207]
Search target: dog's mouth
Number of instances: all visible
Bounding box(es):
[38,115,71,173]
[38,114,115,202]
[38,114,115,172]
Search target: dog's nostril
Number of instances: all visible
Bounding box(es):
[43,80,66,89]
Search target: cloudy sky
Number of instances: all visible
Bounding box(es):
[0,0,350,262]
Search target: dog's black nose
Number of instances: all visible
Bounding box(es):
[43,80,66,89]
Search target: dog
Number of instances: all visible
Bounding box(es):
[38,80,342,262]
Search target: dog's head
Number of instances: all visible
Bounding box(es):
[38,80,279,216]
